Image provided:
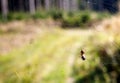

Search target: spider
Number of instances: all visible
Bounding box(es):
[80,50,86,60]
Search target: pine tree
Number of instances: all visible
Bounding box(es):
[70,0,78,11]
[1,0,8,19]
[45,0,50,10]
[63,0,70,11]
[59,0,63,10]
[29,0,35,14]
[36,0,41,10]
[19,0,24,11]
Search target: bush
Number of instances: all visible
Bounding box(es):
[61,12,91,27]
[0,14,3,22]
[62,17,80,27]
[0,14,8,22]
[97,12,111,20]
[32,11,49,19]
[48,10,63,20]
[7,12,30,21]
[80,13,90,24]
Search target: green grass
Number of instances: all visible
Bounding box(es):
[0,28,120,83]
[0,29,82,83]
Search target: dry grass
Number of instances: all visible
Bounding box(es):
[0,14,120,83]
[95,14,120,33]
[0,19,60,54]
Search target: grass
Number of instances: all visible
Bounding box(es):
[1,27,119,83]
[0,29,82,83]
[0,14,120,83]
[1,27,120,83]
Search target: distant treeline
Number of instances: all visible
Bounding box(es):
[0,0,120,17]
[80,0,119,13]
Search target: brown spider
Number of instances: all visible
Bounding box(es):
[80,50,86,60]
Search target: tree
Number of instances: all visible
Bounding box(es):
[36,0,41,10]
[1,0,8,19]
[19,0,24,11]
[63,0,70,11]
[29,0,35,14]
[45,0,50,10]
[70,0,78,11]
[98,0,103,11]
[59,0,63,10]
[118,0,120,11]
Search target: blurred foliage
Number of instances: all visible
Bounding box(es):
[97,12,111,20]
[7,12,30,21]
[1,9,120,83]
[73,31,120,83]
[48,10,63,20]
[0,10,111,28]
[0,30,77,83]
[61,11,91,27]
[0,26,120,83]
[32,11,49,19]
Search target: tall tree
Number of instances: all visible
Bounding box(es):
[29,0,35,14]
[56,0,59,9]
[1,0,8,19]
[59,0,63,10]
[63,0,70,11]
[86,0,92,10]
[19,0,24,11]
[70,0,78,11]
[98,0,103,11]
[45,0,50,10]
[118,0,120,12]
[36,0,41,10]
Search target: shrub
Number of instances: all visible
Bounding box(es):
[32,11,49,19]
[61,12,91,27]
[0,14,8,22]
[48,10,63,20]
[7,12,30,21]
[67,12,74,17]
[0,14,3,22]
[62,17,80,27]
[80,13,90,24]
[97,12,111,20]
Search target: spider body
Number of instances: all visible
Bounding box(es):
[80,50,86,60]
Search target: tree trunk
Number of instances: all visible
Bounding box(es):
[36,0,41,10]
[70,0,78,11]
[63,0,70,11]
[56,0,59,9]
[59,0,63,10]
[80,0,86,9]
[86,0,92,10]
[118,0,120,12]
[98,0,103,11]
[1,0,8,19]
[45,0,51,10]
[29,0,35,14]
[19,0,24,11]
